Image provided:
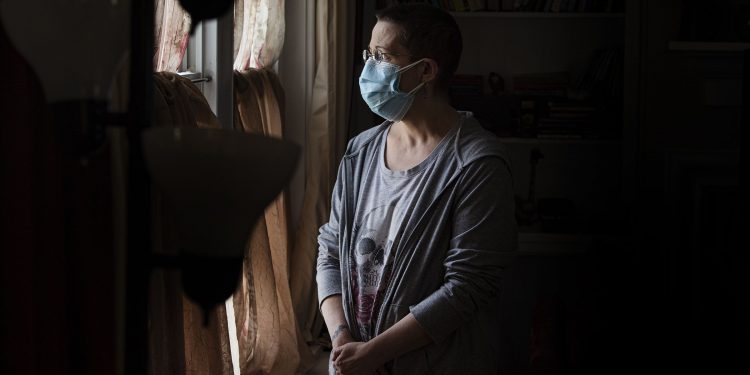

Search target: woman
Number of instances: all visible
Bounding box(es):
[316,4,517,374]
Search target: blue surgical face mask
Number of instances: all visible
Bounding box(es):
[359,58,426,122]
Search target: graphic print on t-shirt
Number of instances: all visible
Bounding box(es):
[351,202,400,339]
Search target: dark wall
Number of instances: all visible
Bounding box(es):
[628,0,746,372]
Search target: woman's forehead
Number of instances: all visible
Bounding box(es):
[369,21,405,52]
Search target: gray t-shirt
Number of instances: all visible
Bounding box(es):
[350,123,458,341]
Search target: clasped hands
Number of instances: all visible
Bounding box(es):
[331,330,389,375]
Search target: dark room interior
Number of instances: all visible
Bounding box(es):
[1,0,748,374]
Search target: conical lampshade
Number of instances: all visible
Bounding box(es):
[142,126,299,316]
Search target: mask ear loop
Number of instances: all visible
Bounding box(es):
[398,58,428,96]
[396,58,425,73]
[407,81,426,95]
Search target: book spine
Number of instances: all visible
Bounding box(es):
[568,0,578,12]
[560,0,569,12]
[578,0,588,12]
[487,0,502,11]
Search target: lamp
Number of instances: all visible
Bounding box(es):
[142,126,299,319]
[178,0,235,34]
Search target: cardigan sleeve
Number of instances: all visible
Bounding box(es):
[409,156,517,343]
[315,146,349,310]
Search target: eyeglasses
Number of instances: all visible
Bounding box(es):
[362,49,414,63]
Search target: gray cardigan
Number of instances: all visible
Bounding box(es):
[316,113,518,374]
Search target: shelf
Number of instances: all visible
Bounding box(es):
[450,11,625,19]
[498,137,621,145]
[668,41,750,53]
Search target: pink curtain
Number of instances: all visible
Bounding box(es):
[233,0,285,70]
[154,0,191,72]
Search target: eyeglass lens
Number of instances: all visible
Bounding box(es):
[363,49,385,62]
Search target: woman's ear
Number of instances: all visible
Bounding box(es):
[420,58,440,98]
[421,58,439,84]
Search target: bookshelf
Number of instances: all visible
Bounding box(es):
[447,2,628,244]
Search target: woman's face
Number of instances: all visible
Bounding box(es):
[368,21,424,92]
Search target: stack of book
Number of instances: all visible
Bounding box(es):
[512,72,569,97]
[448,74,484,97]
[517,97,606,139]
[537,100,597,139]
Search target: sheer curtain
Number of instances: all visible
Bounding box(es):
[232,0,359,372]
[233,67,305,375]
[154,0,191,72]
[288,0,354,358]
[233,0,285,70]
[231,1,313,374]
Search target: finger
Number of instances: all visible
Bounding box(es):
[332,348,341,362]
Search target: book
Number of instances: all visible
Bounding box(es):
[449,74,484,96]
[513,71,569,96]
[544,0,554,12]
[537,133,584,139]
[470,0,486,11]
[534,0,546,12]
[552,0,563,13]
[487,0,502,11]
[560,0,569,12]
[568,0,579,12]
[577,0,588,12]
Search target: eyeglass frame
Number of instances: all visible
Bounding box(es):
[362,48,415,63]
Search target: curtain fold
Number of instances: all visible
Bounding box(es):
[232,68,306,375]
[233,0,285,70]
[288,0,354,355]
[154,0,191,72]
[148,72,232,375]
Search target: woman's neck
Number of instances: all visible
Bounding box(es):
[395,99,459,146]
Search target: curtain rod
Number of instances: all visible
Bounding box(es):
[177,71,212,83]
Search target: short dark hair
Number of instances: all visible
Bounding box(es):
[375,3,462,91]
